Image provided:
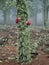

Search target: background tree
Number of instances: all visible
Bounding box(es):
[42,0,48,28]
[0,0,16,24]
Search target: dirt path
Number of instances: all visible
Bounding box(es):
[0,46,49,65]
[0,28,49,65]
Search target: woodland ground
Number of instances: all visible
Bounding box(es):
[0,25,49,65]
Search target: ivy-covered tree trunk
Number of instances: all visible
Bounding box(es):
[16,0,31,64]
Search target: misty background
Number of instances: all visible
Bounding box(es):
[0,0,49,27]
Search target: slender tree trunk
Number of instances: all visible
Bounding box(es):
[34,9,37,26]
[3,10,7,25]
[43,0,48,28]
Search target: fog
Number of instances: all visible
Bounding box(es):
[0,7,49,26]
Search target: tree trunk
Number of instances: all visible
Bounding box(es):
[3,10,7,25]
[43,0,48,28]
[34,9,37,26]
[16,0,31,64]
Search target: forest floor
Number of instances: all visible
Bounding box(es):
[0,25,49,65]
